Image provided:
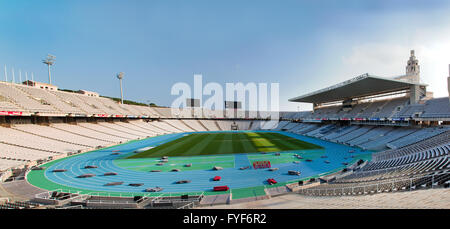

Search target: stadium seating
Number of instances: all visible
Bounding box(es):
[0,80,449,207]
[52,123,126,143]
[152,107,173,118]
[372,97,409,119]
[163,119,195,132]
[333,126,374,144]
[1,79,449,121]
[0,82,57,113]
[217,120,232,131]
[322,125,360,141]
[346,127,392,147]
[386,127,449,149]
[0,94,24,112]
[292,96,449,121]
[420,97,450,118]
[113,121,158,137]
[0,125,84,153]
[96,122,150,138]
[12,124,106,147]
[0,158,26,171]
[298,130,449,196]
[0,143,55,162]
[272,121,290,130]
[130,120,171,135]
[14,85,85,114]
[181,120,208,132]
[203,188,450,209]
[358,127,418,151]
[78,122,138,139]
[49,90,100,114]
[153,120,183,132]
[1,114,448,177]
[199,120,221,131]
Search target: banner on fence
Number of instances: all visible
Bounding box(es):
[253,160,271,169]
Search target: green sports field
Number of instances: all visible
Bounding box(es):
[127,132,323,158]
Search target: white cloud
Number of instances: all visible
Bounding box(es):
[283,9,450,111]
[341,35,450,98]
[341,43,407,77]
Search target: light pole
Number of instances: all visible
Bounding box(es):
[447,64,450,102]
[116,72,124,104]
[11,67,15,83]
[42,54,56,84]
[4,65,7,82]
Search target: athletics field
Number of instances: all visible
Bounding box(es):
[27,131,372,198]
[127,132,323,158]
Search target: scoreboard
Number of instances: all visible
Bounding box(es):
[225,101,242,109]
[186,98,201,107]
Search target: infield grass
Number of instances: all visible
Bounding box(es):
[127,132,323,158]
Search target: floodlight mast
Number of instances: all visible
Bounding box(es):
[4,65,7,82]
[116,72,124,104]
[42,54,56,84]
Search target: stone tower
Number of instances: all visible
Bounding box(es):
[406,50,420,75]
[395,50,421,84]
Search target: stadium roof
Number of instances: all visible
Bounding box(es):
[289,73,427,104]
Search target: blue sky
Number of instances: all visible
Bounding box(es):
[1,0,450,111]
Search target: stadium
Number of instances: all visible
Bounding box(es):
[0,49,449,209]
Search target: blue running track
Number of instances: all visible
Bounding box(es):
[36,131,371,194]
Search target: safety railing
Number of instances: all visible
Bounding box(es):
[298,171,449,196]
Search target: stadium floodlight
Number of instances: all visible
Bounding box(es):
[11,67,15,83]
[116,72,124,104]
[42,54,56,84]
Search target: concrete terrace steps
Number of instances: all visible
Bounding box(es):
[50,125,116,144]
[200,188,450,209]
[146,121,175,134]
[13,86,66,114]
[132,121,168,135]
[161,120,186,132]
[248,121,254,130]
[0,83,58,113]
[114,122,157,136]
[96,122,145,138]
[151,108,168,118]
[47,90,91,114]
[96,98,131,115]
[76,123,134,140]
[0,141,61,155]
[0,92,29,112]
[214,120,222,131]
[11,126,93,148]
[178,119,198,132]
[197,120,210,131]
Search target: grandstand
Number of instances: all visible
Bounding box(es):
[282,51,450,201]
[0,50,449,209]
